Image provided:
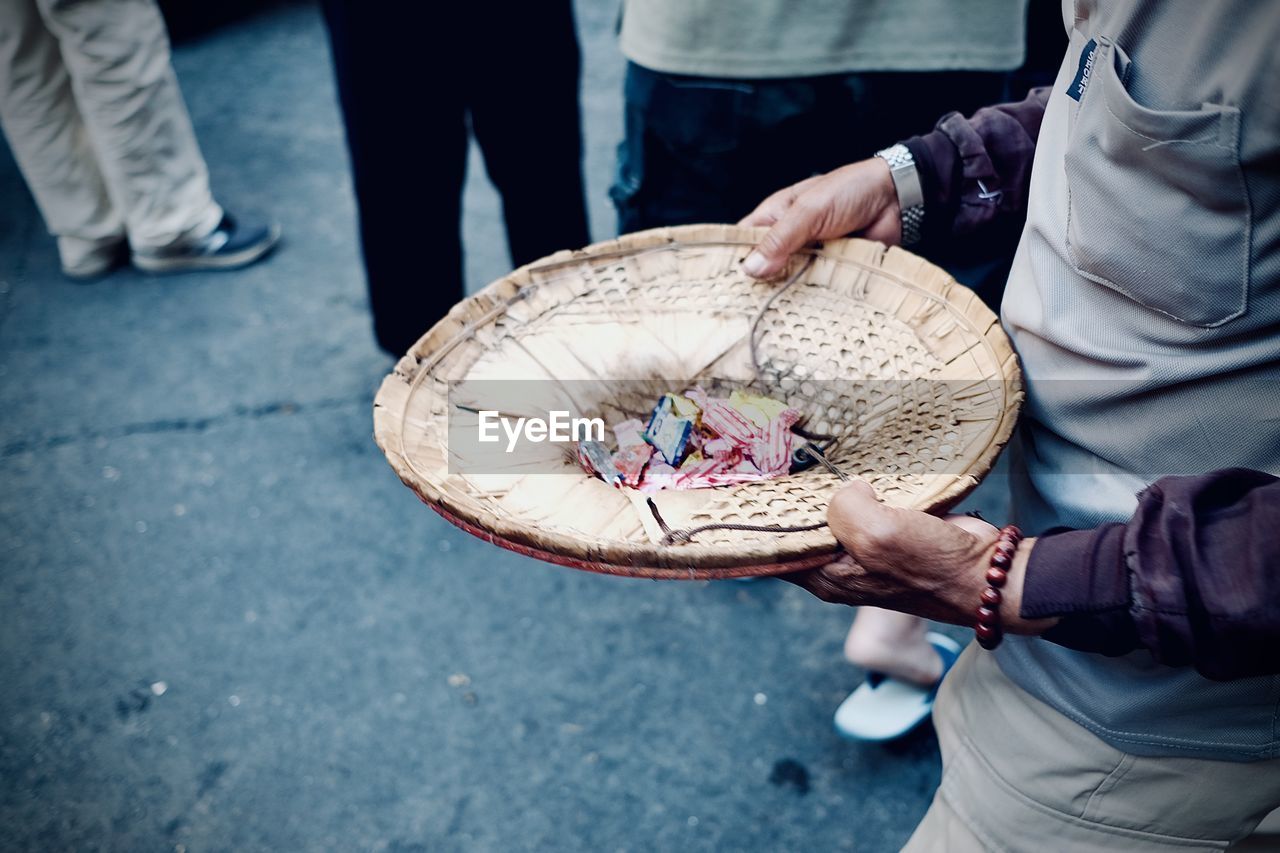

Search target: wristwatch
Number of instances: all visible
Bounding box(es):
[875,143,925,246]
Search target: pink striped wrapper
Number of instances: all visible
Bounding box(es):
[749,408,801,476]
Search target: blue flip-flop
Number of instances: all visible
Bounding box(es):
[833,632,962,741]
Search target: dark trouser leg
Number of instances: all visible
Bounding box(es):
[468,0,589,267]
[321,1,467,356]
[611,64,865,232]
[612,63,750,231]
[612,64,770,232]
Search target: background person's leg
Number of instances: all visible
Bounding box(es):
[843,607,942,686]
[612,65,840,232]
[34,0,222,250]
[321,0,468,356]
[468,0,590,267]
[0,0,125,276]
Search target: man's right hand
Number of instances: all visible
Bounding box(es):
[738,158,902,279]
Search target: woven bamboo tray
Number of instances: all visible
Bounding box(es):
[374,225,1021,579]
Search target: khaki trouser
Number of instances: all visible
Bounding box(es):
[0,0,220,265]
[905,646,1280,852]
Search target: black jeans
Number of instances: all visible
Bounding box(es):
[611,62,1019,306]
[322,1,591,355]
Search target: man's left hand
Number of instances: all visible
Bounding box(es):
[782,481,1054,635]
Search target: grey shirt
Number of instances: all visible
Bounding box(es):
[993,1,1280,760]
[618,0,1027,78]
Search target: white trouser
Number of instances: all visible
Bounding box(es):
[0,0,221,265]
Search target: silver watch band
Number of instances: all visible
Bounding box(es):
[876,143,925,246]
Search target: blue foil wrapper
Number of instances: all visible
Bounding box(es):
[644,397,694,466]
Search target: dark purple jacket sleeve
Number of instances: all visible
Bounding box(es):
[1020,469,1280,681]
[902,87,1050,243]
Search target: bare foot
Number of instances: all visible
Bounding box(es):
[844,607,943,687]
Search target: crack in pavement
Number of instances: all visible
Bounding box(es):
[0,393,372,459]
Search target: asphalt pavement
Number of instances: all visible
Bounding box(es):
[0,3,1009,850]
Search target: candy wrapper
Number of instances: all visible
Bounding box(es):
[749,408,802,476]
[578,439,623,486]
[638,461,679,495]
[728,390,789,428]
[686,387,757,445]
[644,395,696,466]
[613,443,653,486]
[603,419,653,486]
[667,393,701,421]
[577,386,807,494]
[613,419,648,447]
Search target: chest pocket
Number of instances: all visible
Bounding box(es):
[1064,37,1250,327]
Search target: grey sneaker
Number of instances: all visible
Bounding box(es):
[132,213,281,273]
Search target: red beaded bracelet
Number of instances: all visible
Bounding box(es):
[975,524,1022,650]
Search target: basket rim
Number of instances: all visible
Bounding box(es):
[373,224,1023,575]
[427,500,840,580]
